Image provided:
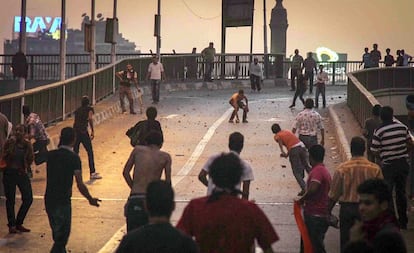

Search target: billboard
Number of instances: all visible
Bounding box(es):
[223,0,254,27]
[14,16,62,39]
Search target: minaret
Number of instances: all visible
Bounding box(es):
[269,0,288,57]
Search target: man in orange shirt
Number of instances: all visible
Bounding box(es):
[229,89,249,123]
[271,123,310,194]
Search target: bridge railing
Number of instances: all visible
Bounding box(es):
[1,53,374,84]
[347,67,414,127]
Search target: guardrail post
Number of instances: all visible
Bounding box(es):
[332,62,336,85]
[235,56,240,80]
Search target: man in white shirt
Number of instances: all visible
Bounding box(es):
[249,57,263,92]
[292,98,325,149]
[315,65,329,108]
[146,56,166,104]
[198,132,254,199]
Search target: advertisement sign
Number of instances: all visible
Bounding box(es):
[14,16,62,39]
[223,0,254,27]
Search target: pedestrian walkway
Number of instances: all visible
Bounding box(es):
[0,80,412,253]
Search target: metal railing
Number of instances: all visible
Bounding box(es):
[1,53,377,84]
[347,67,414,127]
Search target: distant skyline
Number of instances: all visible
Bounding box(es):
[1,0,413,60]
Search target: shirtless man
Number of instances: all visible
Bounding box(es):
[122,131,172,232]
[229,89,249,123]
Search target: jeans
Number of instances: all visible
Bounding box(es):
[150,79,161,103]
[2,168,33,227]
[305,71,314,93]
[124,195,148,232]
[45,202,71,253]
[301,215,329,253]
[119,85,134,113]
[204,62,214,81]
[299,135,318,150]
[292,87,306,106]
[315,84,326,108]
[73,130,96,174]
[339,202,359,252]
[290,68,300,90]
[250,74,261,91]
[382,158,409,227]
[289,146,310,190]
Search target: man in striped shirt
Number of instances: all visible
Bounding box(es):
[371,106,413,229]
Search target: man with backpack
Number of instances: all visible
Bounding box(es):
[126,107,163,147]
[116,63,142,114]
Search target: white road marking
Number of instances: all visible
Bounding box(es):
[97,107,234,253]
[162,114,179,119]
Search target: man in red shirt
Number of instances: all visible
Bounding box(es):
[177,152,279,253]
[297,144,332,253]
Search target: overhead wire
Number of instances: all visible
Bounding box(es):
[181,0,221,20]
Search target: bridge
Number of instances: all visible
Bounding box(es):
[0,55,413,252]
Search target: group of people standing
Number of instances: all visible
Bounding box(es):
[361,43,412,68]
[289,49,329,108]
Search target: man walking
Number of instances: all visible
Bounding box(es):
[116,63,141,114]
[249,57,263,92]
[73,96,102,180]
[122,131,172,232]
[45,127,100,253]
[198,132,254,200]
[290,49,303,91]
[146,55,166,104]
[292,98,325,149]
[371,106,413,229]
[328,137,383,252]
[201,42,216,82]
[297,145,331,253]
[315,65,329,108]
[271,123,310,194]
[116,180,198,253]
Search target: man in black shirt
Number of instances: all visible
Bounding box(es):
[116,180,198,253]
[73,96,102,180]
[45,127,100,253]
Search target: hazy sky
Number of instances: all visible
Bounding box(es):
[1,0,413,60]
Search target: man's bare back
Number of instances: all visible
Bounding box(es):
[123,145,172,195]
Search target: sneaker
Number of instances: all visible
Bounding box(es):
[122,110,127,114]
[228,120,233,123]
[289,104,295,108]
[130,111,137,115]
[235,119,240,123]
[16,225,31,232]
[90,172,102,180]
[242,120,248,123]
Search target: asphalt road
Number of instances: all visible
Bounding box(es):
[0,85,349,253]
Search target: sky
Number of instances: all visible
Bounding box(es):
[1,0,413,60]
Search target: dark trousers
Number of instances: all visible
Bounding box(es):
[339,202,359,252]
[290,68,300,90]
[229,101,248,122]
[3,168,33,227]
[299,135,318,150]
[204,62,214,81]
[315,84,326,108]
[150,79,161,103]
[289,146,310,190]
[410,150,414,198]
[45,202,71,253]
[124,196,148,232]
[305,71,314,93]
[119,85,134,113]
[382,158,409,227]
[74,130,95,174]
[301,214,329,253]
[292,87,306,106]
[250,74,261,91]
